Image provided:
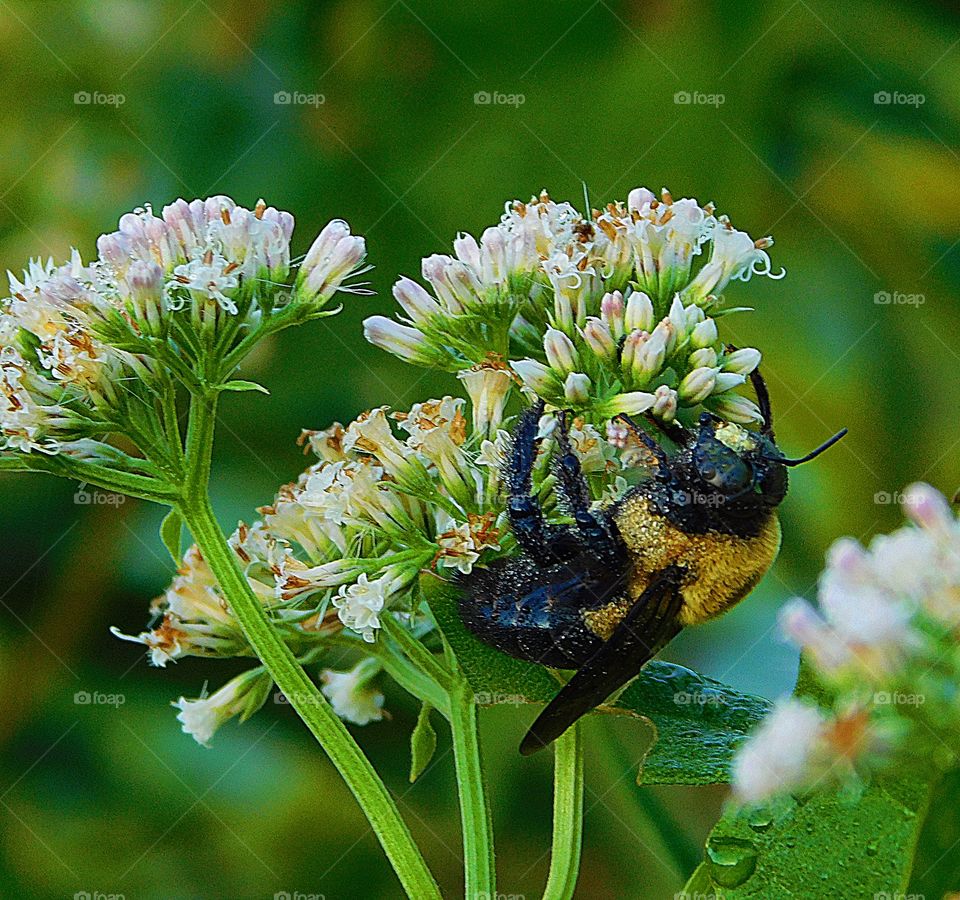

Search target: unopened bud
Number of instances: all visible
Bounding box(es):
[679,366,718,404]
[563,372,592,403]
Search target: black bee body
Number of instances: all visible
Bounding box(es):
[457,367,846,754]
[458,538,618,669]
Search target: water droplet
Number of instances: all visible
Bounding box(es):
[706,836,758,888]
[747,811,772,833]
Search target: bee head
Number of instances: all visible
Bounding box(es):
[694,413,788,507]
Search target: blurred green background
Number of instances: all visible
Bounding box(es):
[1,1,958,897]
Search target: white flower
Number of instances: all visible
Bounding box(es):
[683,216,783,303]
[458,363,514,435]
[333,572,393,642]
[172,248,240,313]
[436,518,480,574]
[321,660,385,725]
[732,699,827,804]
[299,218,367,303]
[510,358,555,395]
[395,397,467,449]
[363,316,434,365]
[173,668,269,747]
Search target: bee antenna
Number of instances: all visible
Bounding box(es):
[768,428,848,467]
[749,365,774,439]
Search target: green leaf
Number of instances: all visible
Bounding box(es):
[215,380,270,394]
[683,655,935,896]
[159,508,184,565]
[409,703,438,784]
[909,769,958,897]
[422,573,770,784]
[681,776,932,897]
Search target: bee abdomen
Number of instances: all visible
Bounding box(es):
[457,556,606,669]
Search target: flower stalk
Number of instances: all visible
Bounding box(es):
[542,723,584,900]
[176,391,441,899]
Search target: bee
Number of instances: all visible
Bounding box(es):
[457,368,847,754]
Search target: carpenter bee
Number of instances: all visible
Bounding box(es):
[457,368,847,755]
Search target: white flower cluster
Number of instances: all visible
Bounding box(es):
[733,483,960,804]
[116,391,629,740]
[364,187,778,423]
[1,197,366,455]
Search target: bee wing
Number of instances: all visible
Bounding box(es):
[519,566,685,755]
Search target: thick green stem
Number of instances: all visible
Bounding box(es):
[180,394,440,899]
[448,683,496,899]
[542,723,584,900]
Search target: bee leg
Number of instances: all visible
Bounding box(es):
[614,413,671,470]
[504,398,548,554]
[553,411,624,563]
[644,412,692,447]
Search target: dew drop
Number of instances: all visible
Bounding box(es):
[706,836,758,888]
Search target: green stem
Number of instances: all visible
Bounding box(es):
[180,395,440,900]
[381,615,453,693]
[602,723,699,878]
[542,723,584,900]
[448,682,496,899]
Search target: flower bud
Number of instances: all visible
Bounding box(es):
[392,276,441,325]
[363,316,434,365]
[904,482,953,532]
[679,366,718,404]
[651,385,678,422]
[651,320,677,358]
[174,668,273,747]
[706,392,763,424]
[624,291,654,333]
[300,220,366,304]
[688,347,718,369]
[601,290,626,340]
[667,295,688,335]
[543,327,578,375]
[600,390,656,416]
[689,317,719,349]
[511,358,555,395]
[723,347,761,375]
[582,317,617,360]
[563,372,592,404]
[453,232,481,270]
[321,658,385,725]
[713,372,747,393]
